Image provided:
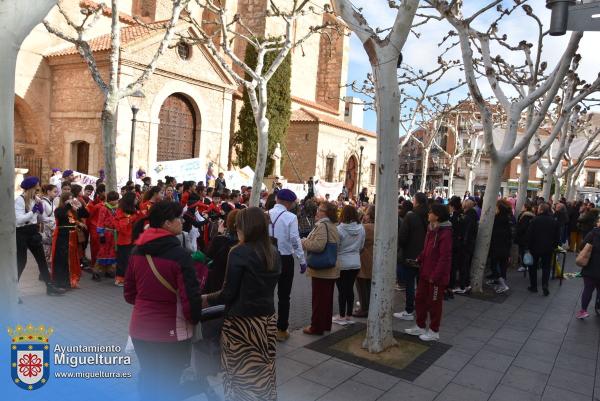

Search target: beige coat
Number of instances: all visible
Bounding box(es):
[302,218,340,279]
[358,223,374,279]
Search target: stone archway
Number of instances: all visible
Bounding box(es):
[345,155,358,197]
[157,93,200,162]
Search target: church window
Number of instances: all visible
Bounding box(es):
[325,156,335,182]
[177,41,192,60]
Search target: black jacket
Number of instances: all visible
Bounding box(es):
[449,211,464,254]
[398,205,428,263]
[206,243,281,317]
[583,228,600,279]
[490,213,513,259]
[526,213,560,255]
[578,209,599,235]
[462,208,478,256]
[515,211,535,247]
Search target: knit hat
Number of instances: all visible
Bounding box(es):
[276,189,297,202]
[51,168,61,173]
[62,169,74,178]
[20,176,40,190]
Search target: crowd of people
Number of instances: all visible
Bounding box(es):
[14,166,600,400]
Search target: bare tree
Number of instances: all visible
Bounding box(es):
[426,0,583,292]
[178,0,332,206]
[561,126,600,200]
[43,0,190,190]
[0,0,58,315]
[331,0,419,353]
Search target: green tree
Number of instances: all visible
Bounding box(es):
[233,41,291,177]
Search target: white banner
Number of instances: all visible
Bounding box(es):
[72,172,99,188]
[282,182,307,200]
[314,181,343,198]
[150,158,204,183]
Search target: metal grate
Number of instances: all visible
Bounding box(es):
[15,154,42,178]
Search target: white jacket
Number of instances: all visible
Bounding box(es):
[337,222,366,270]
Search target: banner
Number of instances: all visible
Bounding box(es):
[282,182,307,200]
[314,180,343,198]
[149,158,204,183]
[72,172,99,188]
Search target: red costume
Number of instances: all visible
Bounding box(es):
[96,204,118,269]
[86,198,103,266]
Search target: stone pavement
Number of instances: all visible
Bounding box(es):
[15,252,600,401]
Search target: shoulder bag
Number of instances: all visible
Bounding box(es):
[306,223,338,270]
[576,243,593,268]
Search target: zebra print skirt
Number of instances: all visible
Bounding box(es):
[221,314,277,401]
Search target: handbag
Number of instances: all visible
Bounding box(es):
[306,223,338,270]
[576,243,593,268]
[145,254,201,342]
[523,250,534,267]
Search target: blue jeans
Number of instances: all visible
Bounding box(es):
[400,263,418,314]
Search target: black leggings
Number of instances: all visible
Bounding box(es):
[116,244,134,278]
[336,269,359,317]
[16,224,51,283]
[581,276,600,310]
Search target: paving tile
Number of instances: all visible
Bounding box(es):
[528,328,565,346]
[493,327,530,344]
[414,365,456,392]
[520,340,561,363]
[377,380,437,401]
[277,376,330,401]
[554,352,596,375]
[285,347,331,367]
[563,341,600,360]
[501,366,549,395]
[300,358,362,388]
[352,368,399,391]
[452,364,503,393]
[316,380,383,401]
[434,382,489,401]
[433,349,473,372]
[484,338,523,357]
[512,353,554,375]
[489,384,542,401]
[542,385,592,401]
[276,356,312,385]
[548,366,595,396]
[470,349,514,373]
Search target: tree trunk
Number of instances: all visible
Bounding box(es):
[364,59,400,353]
[554,175,561,202]
[250,82,269,207]
[102,97,119,191]
[566,170,576,201]
[419,147,430,193]
[447,159,456,198]
[470,159,504,292]
[466,166,474,194]
[516,152,530,215]
[0,0,58,318]
[541,172,552,201]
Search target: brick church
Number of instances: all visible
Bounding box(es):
[14,0,376,195]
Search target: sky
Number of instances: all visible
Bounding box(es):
[345,0,600,132]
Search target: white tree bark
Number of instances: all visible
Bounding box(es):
[332,0,418,353]
[541,171,553,200]
[515,148,530,214]
[466,167,475,194]
[249,82,269,206]
[0,0,58,316]
[419,147,431,193]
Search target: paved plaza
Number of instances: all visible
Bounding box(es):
[15,253,600,401]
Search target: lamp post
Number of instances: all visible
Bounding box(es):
[127,90,145,182]
[357,137,368,199]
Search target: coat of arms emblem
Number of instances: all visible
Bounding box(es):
[8,324,53,390]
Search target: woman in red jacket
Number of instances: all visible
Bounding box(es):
[114,192,145,286]
[405,204,452,342]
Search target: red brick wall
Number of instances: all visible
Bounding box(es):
[315,13,343,112]
[232,0,268,77]
[282,121,319,182]
[132,0,156,22]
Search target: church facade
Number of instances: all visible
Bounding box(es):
[14,0,377,194]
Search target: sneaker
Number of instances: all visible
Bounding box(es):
[463,285,472,293]
[451,287,462,293]
[114,280,124,287]
[486,279,499,286]
[419,329,440,342]
[395,284,406,291]
[576,310,589,319]
[393,311,415,321]
[405,326,427,336]
[46,283,66,296]
[543,288,550,296]
[345,317,356,325]
[517,266,527,272]
[276,330,290,342]
[332,316,348,325]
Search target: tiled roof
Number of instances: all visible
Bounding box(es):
[291,96,339,116]
[290,108,376,138]
[46,19,170,57]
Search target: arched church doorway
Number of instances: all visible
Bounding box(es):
[157,93,199,162]
[345,155,358,197]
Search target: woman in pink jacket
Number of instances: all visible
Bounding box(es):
[405,203,452,342]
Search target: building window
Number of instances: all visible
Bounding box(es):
[177,41,192,60]
[369,163,376,186]
[344,103,350,117]
[325,156,335,182]
[586,171,596,187]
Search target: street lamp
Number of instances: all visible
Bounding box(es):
[357,137,368,199]
[127,90,145,182]
[546,0,600,36]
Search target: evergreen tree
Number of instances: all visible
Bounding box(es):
[233,41,292,177]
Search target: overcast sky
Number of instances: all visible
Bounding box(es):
[346,0,600,132]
